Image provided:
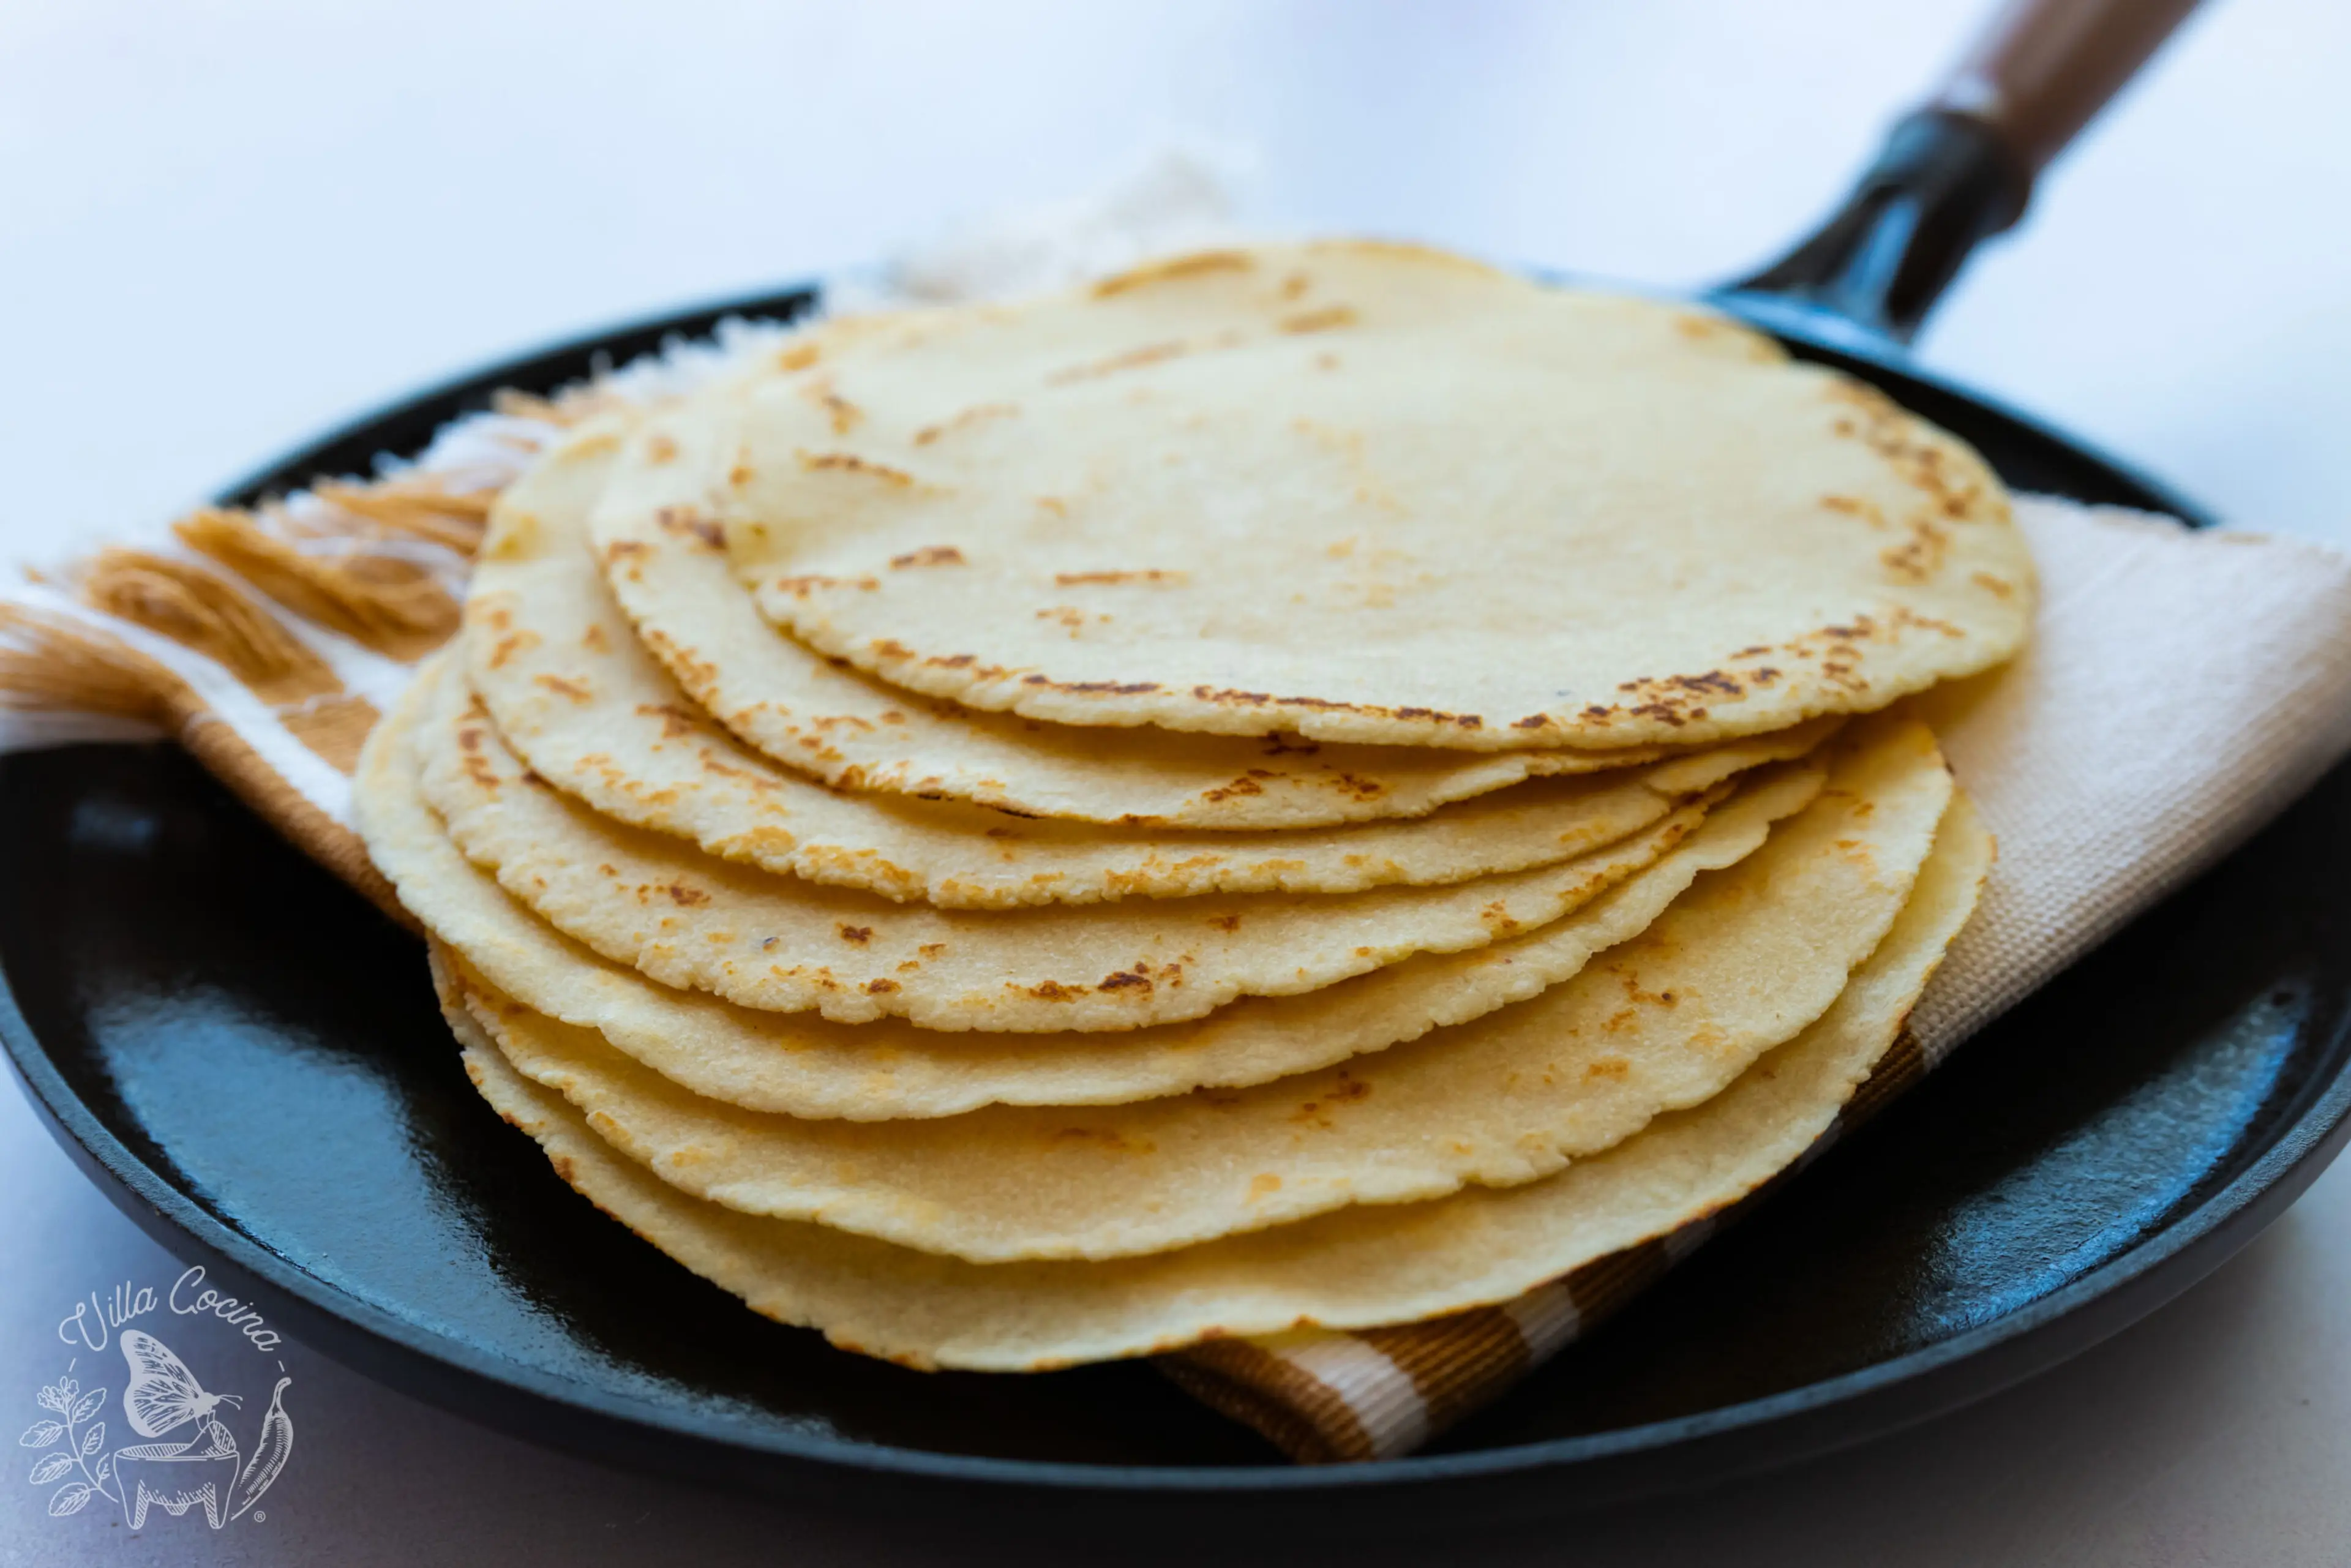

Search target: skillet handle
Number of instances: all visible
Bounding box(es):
[1730,0,2205,342]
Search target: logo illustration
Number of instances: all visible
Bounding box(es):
[26,1313,293,1531]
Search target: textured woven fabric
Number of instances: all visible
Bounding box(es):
[8,317,2351,1463]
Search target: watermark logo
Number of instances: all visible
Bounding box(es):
[26,1271,294,1530]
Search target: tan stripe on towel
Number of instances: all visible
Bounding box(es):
[79,548,402,778]
[177,507,462,662]
[309,477,493,557]
[1161,1337,1380,1464]
[83,549,342,705]
[277,692,384,775]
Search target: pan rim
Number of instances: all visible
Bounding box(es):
[0,277,2323,1506]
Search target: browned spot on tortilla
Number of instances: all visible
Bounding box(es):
[1049,1125,1156,1154]
[863,978,899,995]
[532,673,592,703]
[836,924,873,945]
[1616,970,1679,1008]
[1090,250,1254,297]
[800,377,863,435]
[1201,770,1272,804]
[664,883,709,906]
[1280,305,1358,334]
[1046,340,1192,385]
[486,629,541,669]
[634,702,699,740]
[913,402,1019,446]
[1053,568,1185,587]
[1019,675,1159,694]
[772,573,880,596]
[655,506,724,550]
[890,545,965,569]
[459,741,500,790]
[644,433,679,465]
[1289,1072,1372,1128]
[1880,514,1953,582]
[1819,493,1886,526]
[1393,705,1485,730]
[1618,669,1744,698]
[797,451,914,486]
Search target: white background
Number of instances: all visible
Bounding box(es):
[2,0,2349,1561]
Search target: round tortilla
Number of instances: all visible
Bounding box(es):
[703,241,2030,749]
[440,785,1989,1367]
[468,420,1824,905]
[364,691,1821,1118]
[410,655,1724,1032]
[587,384,1765,827]
[449,713,1950,1262]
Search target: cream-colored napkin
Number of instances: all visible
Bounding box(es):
[1913,500,2351,1059]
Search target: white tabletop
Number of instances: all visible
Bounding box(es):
[3,1,2349,1560]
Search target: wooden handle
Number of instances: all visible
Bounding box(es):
[1728,0,2207,339]
[1932,0,2207,173]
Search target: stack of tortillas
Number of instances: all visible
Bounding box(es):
[353,240,2031,1374]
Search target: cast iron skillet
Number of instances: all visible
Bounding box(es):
[4,0,2333,1537]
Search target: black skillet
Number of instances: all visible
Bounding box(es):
[5,0,2338,1537]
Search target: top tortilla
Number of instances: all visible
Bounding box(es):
[706,241,2032,749]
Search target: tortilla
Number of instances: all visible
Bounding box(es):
[587,386,1781,827]
[468,421,1824,905]
[369,696,1821,1119]
[443,786,1989,1367]
[704,240,2029,749]
[454,713,1947,1261]
[411,655,1725,1032]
